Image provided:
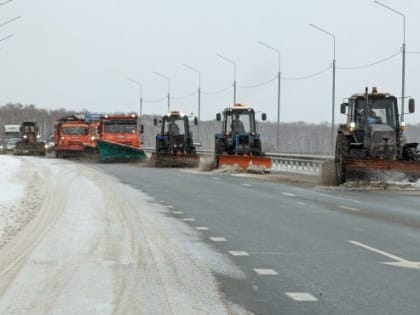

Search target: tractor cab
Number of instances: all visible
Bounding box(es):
[20,122,40,143]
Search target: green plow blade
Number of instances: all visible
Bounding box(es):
[96,140,146,162]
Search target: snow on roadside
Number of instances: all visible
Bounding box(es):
[0,155,23,204]
[0,156,46,249]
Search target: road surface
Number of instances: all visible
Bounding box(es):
[96,163,420,315]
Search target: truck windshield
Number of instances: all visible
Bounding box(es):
[63,127,88,135]
[355,98,398,129]
[104,120,137,133]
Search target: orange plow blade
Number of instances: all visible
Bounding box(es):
[218,155,272,173]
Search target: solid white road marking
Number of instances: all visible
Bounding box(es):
[241,183,253,187]
[285,292,318,302]
[228,251,249,256]
[282,192,297,197]
[172,211,184,215]
[195,227,209,230]
[253,269,278,275]
[338,205,360,212]
[349,240,420,270]
[183,218,195,222]
[210,237,227,242]
[211,177,221,181]
[164,205,174,209]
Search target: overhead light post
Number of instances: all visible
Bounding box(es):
[0,16,21,28]
[217,53,236,105]
[182,63,201,118]
[374,0,406,121]
[127,78,143,117]
[310,23,336,153]
[0,0,15,6]
[258,41,281,150]
[183,63,201,140]
[154,72,170,112]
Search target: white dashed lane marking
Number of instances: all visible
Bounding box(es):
[211,177,221,181]
[241,183,253,187]
[338,205,360,212]
[183,218,195,222]
[229,251,249,256]
[282,192,297,197]
[172,211,184,215]
[285,292,318,301]
[210,237,227,242]
[195,227,209,230]
[253,268,278,275]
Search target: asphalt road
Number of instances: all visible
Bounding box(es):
[95,163,420,315]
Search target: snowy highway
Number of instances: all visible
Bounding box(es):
[1,156,420,314]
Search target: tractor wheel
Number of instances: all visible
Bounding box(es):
[335,133,348,185]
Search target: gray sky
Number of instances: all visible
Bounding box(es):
[1,0,419,124]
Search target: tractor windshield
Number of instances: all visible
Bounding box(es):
[104,120,137,133]
[226,110,254,134]
[63,127,88,135]
[164,117,185,136]
[355,97,398,130]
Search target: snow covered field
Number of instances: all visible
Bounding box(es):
[0,156,248,315]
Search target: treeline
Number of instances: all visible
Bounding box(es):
[2,102,420,155]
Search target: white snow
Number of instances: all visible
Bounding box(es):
[0,155,23,204]
[0,156,249,315]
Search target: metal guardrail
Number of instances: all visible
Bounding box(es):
[143,147,334,176]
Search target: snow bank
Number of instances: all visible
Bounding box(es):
[0,155,24,204]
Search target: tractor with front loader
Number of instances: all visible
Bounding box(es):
[335,87,420,184]
[14,121,46,156]
[151,110,199,167]
[214,103,271,172]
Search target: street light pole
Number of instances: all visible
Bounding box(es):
[154,72,170,112]
[217,53,236,105]
[309,23,336,153]
[258,41,281,150]
[374,1,406,121]
[127,78,143,117]
[182,63,201,119]
[0,0,14,6]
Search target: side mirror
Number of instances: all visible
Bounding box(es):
[216,113,221,121]
[153,118,158,126]
[409,98,415,113]
[261,113,267,121]
[340,103,348,114]
[140,124,144,134]
[194,117,198,126]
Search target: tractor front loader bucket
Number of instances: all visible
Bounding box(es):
[217,155,271,173]
[151,152,200,168]
[345,159,420,182]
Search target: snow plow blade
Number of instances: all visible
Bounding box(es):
[14,142,46,156]
[96,140,146,162]
[345,159,420,181]
[150,152,200,168]
[217,155,271,173]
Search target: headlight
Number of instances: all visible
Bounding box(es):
[37,134,40,139]
[91,136,96,141]
[0,145,3,150]
[349,121,356,132]
[44,144,48,149]
[23,135,27,139]
[401,121,407,131]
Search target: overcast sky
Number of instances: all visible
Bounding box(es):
[1,0,419,124]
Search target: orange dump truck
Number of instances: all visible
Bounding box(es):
[54,115,95,158]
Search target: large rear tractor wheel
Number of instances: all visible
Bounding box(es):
[335,133,348,185]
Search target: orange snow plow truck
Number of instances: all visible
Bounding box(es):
[54,115,96,158]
